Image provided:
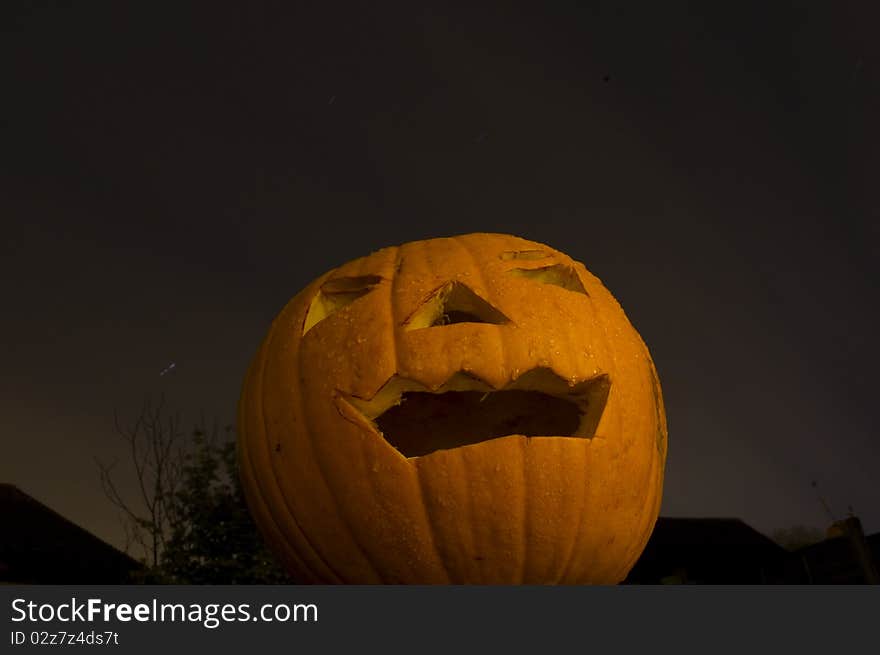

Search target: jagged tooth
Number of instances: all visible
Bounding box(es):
[338,367,610,419]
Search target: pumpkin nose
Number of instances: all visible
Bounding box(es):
[403,281,509,330]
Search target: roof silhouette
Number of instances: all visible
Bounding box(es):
[645,517,786,550]
[1,483,142,584]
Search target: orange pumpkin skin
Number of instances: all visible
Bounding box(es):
[238,233,667,584]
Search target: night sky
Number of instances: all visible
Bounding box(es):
[3,1,878,555]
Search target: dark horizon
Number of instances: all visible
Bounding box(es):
[3,1,878,554]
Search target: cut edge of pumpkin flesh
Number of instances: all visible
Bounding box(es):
[336,367,610,459]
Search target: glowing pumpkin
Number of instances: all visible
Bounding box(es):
[238,233,667,583]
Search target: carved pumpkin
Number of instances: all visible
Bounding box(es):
[238,233,667,584]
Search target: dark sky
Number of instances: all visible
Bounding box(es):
[3,1,878,553]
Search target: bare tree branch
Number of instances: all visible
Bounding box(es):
[96,393,190,568]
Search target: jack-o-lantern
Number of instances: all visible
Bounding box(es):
[238,233,667,584]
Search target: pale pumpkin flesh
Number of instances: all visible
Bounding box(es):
[238,233,667,584]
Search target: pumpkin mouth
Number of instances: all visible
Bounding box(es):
[338,367,610,458]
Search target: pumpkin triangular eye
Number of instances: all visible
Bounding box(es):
[302,275,382,335]
[499,249,551,261]
[508,264,588,296]
[404,281,509,330]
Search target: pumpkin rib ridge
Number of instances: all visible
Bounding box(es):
[593,279,642,583]
[555,442,600,583]
[550,442,588,584]
[457,449,479,583]
[630,358,667,580]
[242,313,340,583]
[244,326,324,581]
[539,254,597,583]
[253,280,352,583]
[562,266,622,583]
[617,441,661,582]
[414,461,453,583]
[238,400,317,582]
[464,235,531,584]
[612,436,651,581]
[404,241,458,583]
[516,437,530,584]
[633,347,666,580]
[396,242,453,583]
[548,253,590,583]
[295,303,385,584]
[390,243,450,583]
[453,235,503,584]
[238,354,316,581]
[262,307,348,583]
[645,348,668,459]
[602,331,663,582]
